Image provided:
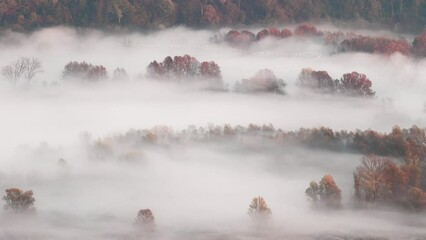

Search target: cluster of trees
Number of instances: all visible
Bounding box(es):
[2,188,35,213]
[352,155,426,209]
[306,175,342,209]
[90,124,426,170]
[306,154,426,211]
[1,57,43,85]
[234,69,286,94]
[62,61,128,82]
[297,68,375,97]
[146,55,222,81]
[216,24,322,47]
[217,25,426,58]
[339,35,411,56]
[0,0,425,32]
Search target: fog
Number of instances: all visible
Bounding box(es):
[0,26,425,239]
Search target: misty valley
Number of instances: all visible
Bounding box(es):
[0,10,426,240]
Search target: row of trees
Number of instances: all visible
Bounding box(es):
[297,68,375,97]
[90,125,426,172]
[0,57,376,100]
[146,55,222,80]
[0,0,425,32]
[216,24,426,57]
[62,61,128,82]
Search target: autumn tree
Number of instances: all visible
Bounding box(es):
[1,57,43,84]
[412,31,426,57]
[297,68,338,94]
[248,196,271,218]
[62,61,108,81]
[234,69,286,94]
[339,72,375,97]
[147,55,222,81]
[340,36,410,56]
[202,4,219,25]
[3,188,35,213]
[135,208,155,231]
[407,187,426,211]
[306,175,342,208]
[353,155,409,204]
[223,30,256,47]
[294,23,322,36]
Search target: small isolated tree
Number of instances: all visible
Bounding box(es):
[62,61,108,81]
[306,175,342,209]
[248,196,271,218]
[135,208,155,231]
[3,188,35,213]
[112,67,129,81]
[234,69,286,94]
[1,57,43,84]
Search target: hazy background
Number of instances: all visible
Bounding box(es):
[0,25,425,239]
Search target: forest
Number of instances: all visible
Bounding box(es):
[0,0,425,32]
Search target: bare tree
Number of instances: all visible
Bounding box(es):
[23,57,43,82]
[1,57,43,84]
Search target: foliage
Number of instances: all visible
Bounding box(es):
[62,61,107,81]
[248,196,271,218]
[147,55,222,81]
[412,31,426,57]
[234,69,286,94]
[297,69,375,97]
[340,36,410,56]
[1,1,425,33]
[3,188,35,213]
[339,72,375,97]
[306,175,342,208]
[135,208,155,231]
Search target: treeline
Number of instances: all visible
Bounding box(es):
[216,24,426,58]
[88,124,426,210]
[0,0,425,32]
[90,124,426,161]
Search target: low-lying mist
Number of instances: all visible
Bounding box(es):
[1,137,425,240]
[0,25,425,239]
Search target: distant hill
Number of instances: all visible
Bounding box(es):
[0,0,425,32]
